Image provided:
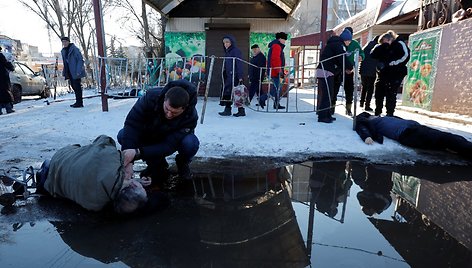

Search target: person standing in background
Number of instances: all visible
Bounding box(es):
[260,32,287,110]
[0,46,15,114]
[248,44,267,107]
[218,35,245,117]
[61,36,86,108]
[342,27,365,116]
[359,36,379,112]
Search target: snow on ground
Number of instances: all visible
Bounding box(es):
[1,87,471,170]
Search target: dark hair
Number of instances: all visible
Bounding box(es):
[251,44,259,49]
[275,32,288,40]
[61,36,70,42]
[164,86,189,108]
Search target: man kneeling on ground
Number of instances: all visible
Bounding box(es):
[117,79,199,183]
[355,112,472,159]
[36,135,152,214]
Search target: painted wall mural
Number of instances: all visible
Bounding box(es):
[164,32,206,83]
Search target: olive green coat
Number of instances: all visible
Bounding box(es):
[45,135,125,211]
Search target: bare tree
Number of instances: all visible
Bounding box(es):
[113,0,167,58]
[20,0,113,86]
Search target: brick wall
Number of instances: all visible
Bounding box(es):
[432,19,472,116]
[416,180,472,250]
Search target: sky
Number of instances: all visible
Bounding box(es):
[1,87,471,171]
[0,0,384,55]
[0,0,142,55]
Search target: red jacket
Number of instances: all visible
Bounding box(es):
[267,39,285,78]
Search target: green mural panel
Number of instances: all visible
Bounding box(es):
[164,32,206,82]
[403,29,442,110]
[249,33,291,66]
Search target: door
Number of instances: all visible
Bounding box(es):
[205,27,249,97]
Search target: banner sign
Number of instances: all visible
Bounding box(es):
[403,28,442,110]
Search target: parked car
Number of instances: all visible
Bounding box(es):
[9,62,50,103]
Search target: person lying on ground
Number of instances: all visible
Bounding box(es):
[355,112,472,159]
[33,135,154,214]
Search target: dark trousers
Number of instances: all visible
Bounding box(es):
[248,79,261,101]
[399,125,472,158]
[331,73,342,114]
[374,78,401,116]
[117,129,200,175]
[69,78,83,105]
[317,76,334,120]
[259,77,281,105]
[344,72,354,105]
[360,75,375,108]
[0,102,14,113]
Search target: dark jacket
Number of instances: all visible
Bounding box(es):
[249,52,266,82]
[355,112,384,144]
[267,39,285,78]
[120,79,198,160]
[61,43,86,80]
[316,36,353,75]
[0,52,14,103]
[370,38,410,80]
[359,39,379,77]
[223,35,244,82]
[45,135,124,211]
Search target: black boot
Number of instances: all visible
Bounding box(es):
[233,107,246,117]
[345,104,352,116]
[273,102,285,109]
[175,154,191,180]
[218,106,232,116]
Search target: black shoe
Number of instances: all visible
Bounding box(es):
[70,103,84,108]
[318,117,333,123]
[364,107,373,112]
[330,116,336,121]
[346,110,353,116]
[0,193,16,207]
[360,102,364,108]
[6,110,15,114]
[386,113,394,117]
[258,100,266,109]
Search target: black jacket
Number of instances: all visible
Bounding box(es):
[120,79,198,159]
[359,39,379,77]
[355,112,384,144]
[249,52,266,81]
[370,38,410,80]
[317,36,353,75]
[0,52,14,103]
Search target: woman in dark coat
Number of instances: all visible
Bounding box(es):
[0,47,15,114]
[218,35,244,117]
[315,33,353,123]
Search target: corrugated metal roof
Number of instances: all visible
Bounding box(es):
[376,0,419,24]
[145,0,302,15]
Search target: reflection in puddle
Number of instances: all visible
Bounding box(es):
[0,160,471,267]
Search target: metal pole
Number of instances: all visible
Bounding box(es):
[320,0,328,49]
[92,0,108,111]
[352,50,360,130]
[200,56,215,124]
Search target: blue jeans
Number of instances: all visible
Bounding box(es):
[117,129,199,166]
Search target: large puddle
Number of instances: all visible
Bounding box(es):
[1,160,471,267]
